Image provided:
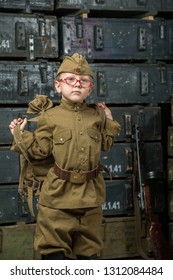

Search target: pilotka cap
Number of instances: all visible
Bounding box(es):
[57,53,93,78]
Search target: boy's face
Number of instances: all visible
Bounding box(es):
[55,73,93,103]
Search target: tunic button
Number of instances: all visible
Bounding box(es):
[81,147,85,151]
[77,117,81,121]
[80,131,83,135]
[60,137,63,141]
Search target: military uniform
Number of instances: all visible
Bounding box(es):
[11,53,121,259]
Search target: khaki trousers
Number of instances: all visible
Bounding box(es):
[34,204,103,258]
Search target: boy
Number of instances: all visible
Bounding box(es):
[9,53,121,260]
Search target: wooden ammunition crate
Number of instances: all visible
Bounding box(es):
[0,223,41,260]
[99,216,139,259]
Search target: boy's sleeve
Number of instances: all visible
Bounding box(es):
[10,130,34,153]
[101,118,121,151]
[11,111,53,159]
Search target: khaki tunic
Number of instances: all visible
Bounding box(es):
[12,99,121,209]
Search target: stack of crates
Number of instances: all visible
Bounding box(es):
[0,0,57,260]
[167,97,173,257]
[0,0,173,259]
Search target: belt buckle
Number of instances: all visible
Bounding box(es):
[70,171,86,184]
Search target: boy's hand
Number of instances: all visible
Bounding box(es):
[97,102,113,120]
[9,118,27,135]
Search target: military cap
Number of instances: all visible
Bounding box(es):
[57,53,93,78]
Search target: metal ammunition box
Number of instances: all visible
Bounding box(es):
[0,184,38,224]
[167,159,173,189]
[101,144,133,179]
[0,223,41,259]
[89,63,173,104]
[0,108,27,144]
[0,61,59,104]
[110,106,162,141]
[102,179,133,216]
[58,16,172,61]
[55,0,173,14]
[0,107,40,144]
[99,216,139,259]
[0,147,19,184]
[0,0,54,12]
[0,13,58,60]
[101,142,163,179]
[152,19,173,61]
[158,0,173,11]
[1,62,172,105]
[87,0,155,13]
[55,0,86,10]
[55,0,155,14]
[0,185,19,225]
[58,16,153,61]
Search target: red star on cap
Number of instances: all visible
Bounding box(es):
[75,67,81,73]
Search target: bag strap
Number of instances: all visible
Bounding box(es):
[13,124,39,217]
[13,124,33,166]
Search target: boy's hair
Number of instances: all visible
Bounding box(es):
[57,53,93,78]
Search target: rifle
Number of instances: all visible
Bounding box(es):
[132,124,172,260]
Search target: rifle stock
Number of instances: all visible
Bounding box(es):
[144,184,172,260]
[133,125,172,260]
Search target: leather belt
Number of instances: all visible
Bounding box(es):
[54,162,102,184]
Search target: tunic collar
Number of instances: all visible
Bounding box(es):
[60,98,87,111]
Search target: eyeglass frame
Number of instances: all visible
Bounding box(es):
[57,76,93,88]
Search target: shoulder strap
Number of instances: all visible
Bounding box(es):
[13,124,35,169]
[13,124,40,217]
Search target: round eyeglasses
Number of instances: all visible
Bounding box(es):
[58,76,93,88]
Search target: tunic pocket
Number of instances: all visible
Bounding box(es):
[54,129,72,145]
[87,128,101,143]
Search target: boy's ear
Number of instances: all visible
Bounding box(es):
[55,81,62,94]
[88,85,93,96]
[87,89,92,96]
